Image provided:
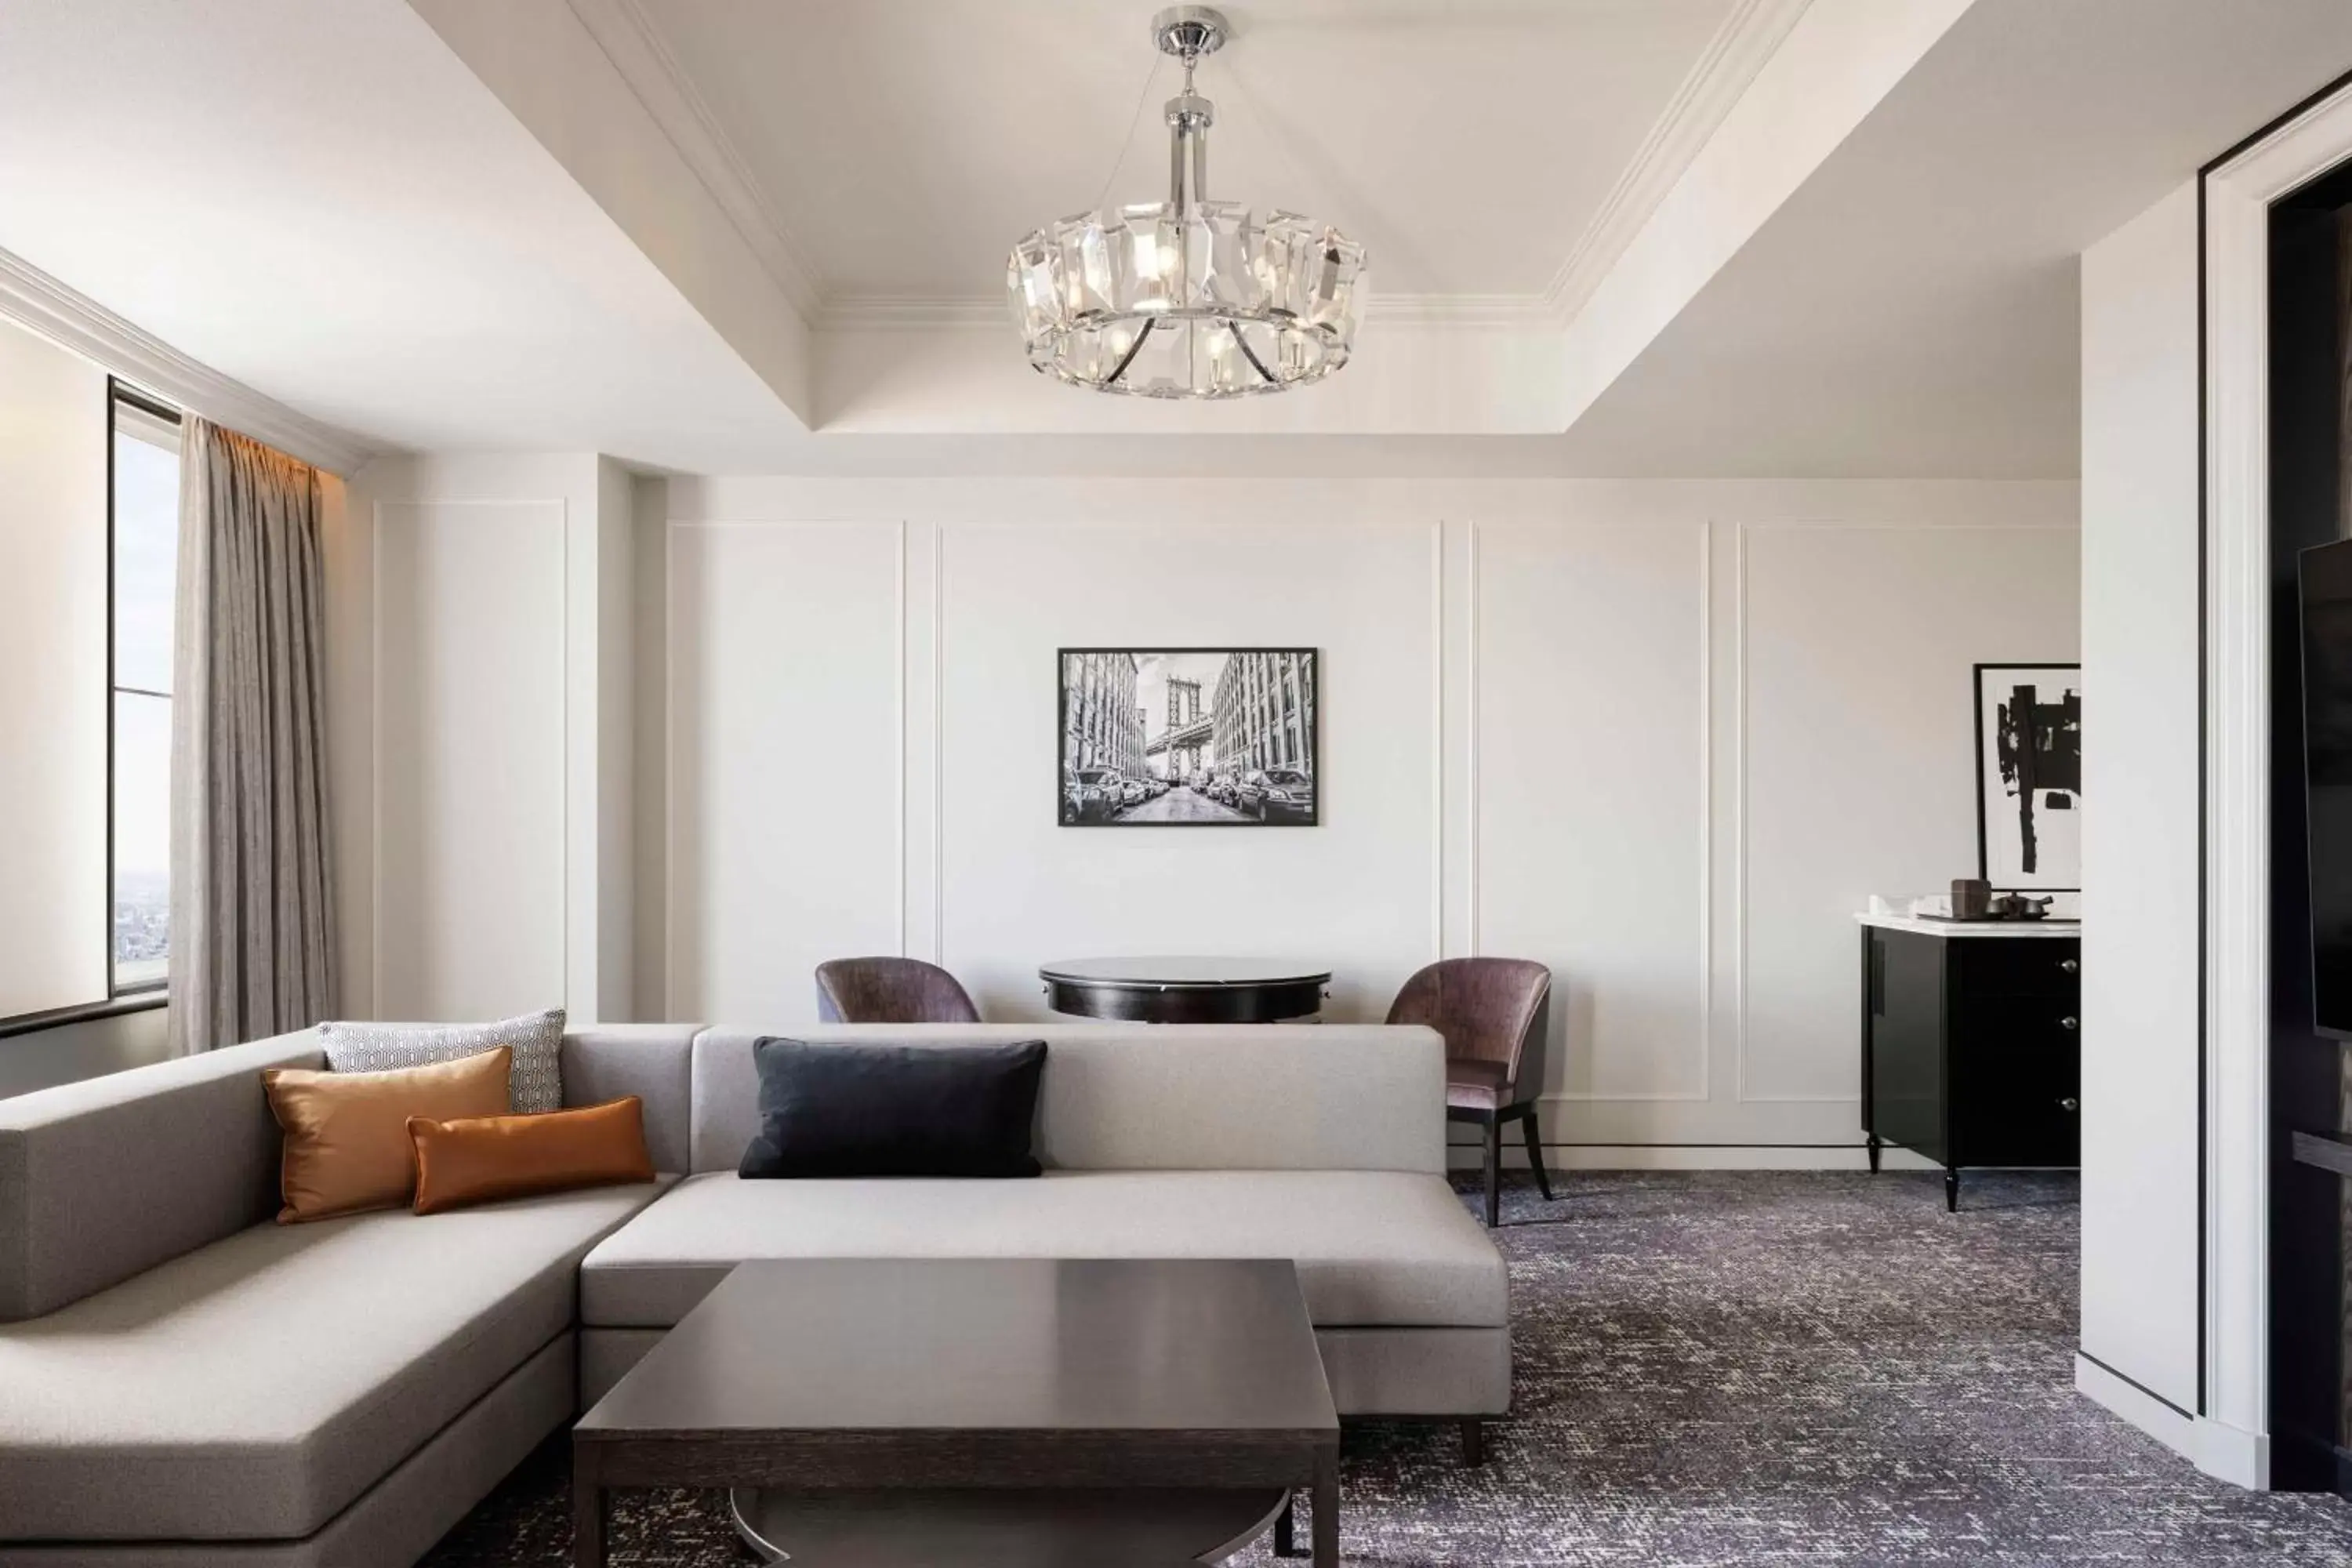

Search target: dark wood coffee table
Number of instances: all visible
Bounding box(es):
[573,1258,1341,1568]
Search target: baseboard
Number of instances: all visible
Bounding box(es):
[1444,1144,1944,1172]
[2194,1415,2273,1490]
[2077,1352,2198,1458]
[2074,1353,2271,1490]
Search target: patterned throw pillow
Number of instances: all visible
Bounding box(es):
[320,1009,565,1113]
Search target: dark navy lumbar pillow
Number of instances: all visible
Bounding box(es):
[737,1038,1048,1179]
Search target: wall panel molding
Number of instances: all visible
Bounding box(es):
[933,521,946,967]
[1434,519,1446,967]
[1472,517,1711,1104]
[1465,518,1479,958]
[372,498,569,1020]
[662,520,904,1018]
[925,517,1436,1022]
[893,518,909,959]
[638,488,2077,1147]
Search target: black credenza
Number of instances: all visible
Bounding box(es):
[1858,918,2082,1210]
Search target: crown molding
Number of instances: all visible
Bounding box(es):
[1369,295,1553,330]
[0,247,378,476]
[818,292,1555,333]
[567,0,826,321]
[1541,0,1815,324]
[822,296,1005,332]
[561,0,1587,339]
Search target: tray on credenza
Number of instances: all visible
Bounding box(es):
[1905,913,2080,927]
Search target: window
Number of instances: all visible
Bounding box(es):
[110,387,180,993]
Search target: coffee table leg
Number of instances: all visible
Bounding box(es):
[1312,1446,1339,1568]
[572,1454,605,1568]
[1274,1494,1299,1556]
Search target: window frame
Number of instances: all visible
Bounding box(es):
[105,379,181,1004]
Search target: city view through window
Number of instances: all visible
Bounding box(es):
[112,408,178,989]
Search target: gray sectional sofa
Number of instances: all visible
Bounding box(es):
[0,1020,1506,1566]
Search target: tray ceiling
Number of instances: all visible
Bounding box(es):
[4,0,2352,473]
[622,0,1744,307]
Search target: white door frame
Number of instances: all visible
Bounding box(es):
[2200,77,2352,1489]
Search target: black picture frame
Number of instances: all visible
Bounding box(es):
[1058,647,1319,827]
[1972,661,2082,892]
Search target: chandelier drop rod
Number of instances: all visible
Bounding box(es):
[1168,53,1210,213]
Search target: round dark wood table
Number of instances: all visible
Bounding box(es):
[1039,956,1331,1023]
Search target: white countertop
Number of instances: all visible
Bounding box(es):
[1856,913,2080,938]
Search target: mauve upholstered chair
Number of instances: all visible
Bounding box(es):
[815,957,983,1025]
[1386,957,1554,1227]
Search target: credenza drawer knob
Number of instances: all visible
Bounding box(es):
[2060,958,2078,975]
[2060,1015,2078,1031]
[2060,1097,2079,1112]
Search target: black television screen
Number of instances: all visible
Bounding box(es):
[2300,538,2352,1036]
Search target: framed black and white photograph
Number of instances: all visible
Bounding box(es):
[1974,662,2081,891]
[1058,648,1318,826]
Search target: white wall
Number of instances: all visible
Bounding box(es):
[2076,180,2204,1428]
[372,490,568,1018]
[1743,523,2080,1102]
[325,467,2078,1158]
[0,1007,169,1099]
[631,476,2078,1158]
[335,453,634,1025]
[0,314,107,1020]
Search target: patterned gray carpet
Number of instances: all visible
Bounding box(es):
[424,1171,2352,1566]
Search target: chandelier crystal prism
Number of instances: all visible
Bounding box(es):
[1005,5,1367,399]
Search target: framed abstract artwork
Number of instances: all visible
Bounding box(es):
[1973,662,2081,891]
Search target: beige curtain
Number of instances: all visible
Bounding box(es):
[166,419,336,1054]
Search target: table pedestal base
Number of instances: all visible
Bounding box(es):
[728,1487,1289,1566]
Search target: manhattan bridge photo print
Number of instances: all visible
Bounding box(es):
[1058,648,1318,826]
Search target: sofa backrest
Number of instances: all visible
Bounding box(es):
[561,1025,699,1174]
[687,1023,1445,1176]
[0,1027,322,1321]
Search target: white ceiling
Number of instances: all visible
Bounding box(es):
[1,0,2351,475]
[1558,0,2352,477]
[0,0,797,471]
[633,0,1740,304]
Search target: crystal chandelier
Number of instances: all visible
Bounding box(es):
[1006,6,1367,399]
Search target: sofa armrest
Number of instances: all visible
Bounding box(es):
[0,1029,321,1320]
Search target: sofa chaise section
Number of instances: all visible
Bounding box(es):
[0,1182,665,1544]
[0,1025,695,1565]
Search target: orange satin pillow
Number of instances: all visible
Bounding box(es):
[263,1047,513,1223]
[406,1097,655,1216]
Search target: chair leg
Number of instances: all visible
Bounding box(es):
[1482,1119,1502,1228]
[1274,1494,1301,1557]
[1461,1417,1486,1466]
[1520,1108,1554,1202]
